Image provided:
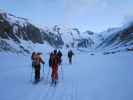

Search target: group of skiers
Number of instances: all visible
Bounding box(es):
[31,49,74,85]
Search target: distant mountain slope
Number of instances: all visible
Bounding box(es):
[46,25,103,49]
[0,10,104,54]
[0,10,64,53]
[96,23,133,53]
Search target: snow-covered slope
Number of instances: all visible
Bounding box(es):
[0,10,64,54]
[0,9,28,26]
[0,50,133,100]
[2,9,133,55]
[44,25,103,49]
[96,22,133,54]
[0,10,104,54]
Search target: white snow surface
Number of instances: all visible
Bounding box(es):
[0,50,133,100]
[19,39,53,54]
[43,25,102,47]
[0,38,53,55]
[0,9,28,26]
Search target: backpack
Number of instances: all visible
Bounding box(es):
[68,51,73,57]
[32,56,40,66]
[52,55,59,65]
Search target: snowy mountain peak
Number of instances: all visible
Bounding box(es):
[0,10,29,26]
[0,10,105,54]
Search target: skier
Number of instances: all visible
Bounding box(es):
[32,52,45,83]
[57,50,62,65]
[68,49,74,64]
[51,50,59,85]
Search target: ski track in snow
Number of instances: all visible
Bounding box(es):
[0,52,133,100]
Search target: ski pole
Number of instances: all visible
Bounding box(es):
[41,64,45,79]
[60,65,63,80]
[43,64,44,73]
[46,68,50,79]
[31,64,34,82]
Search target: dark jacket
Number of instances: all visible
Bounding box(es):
[68,50,74,58]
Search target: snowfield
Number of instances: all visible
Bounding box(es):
[0,51,133,100]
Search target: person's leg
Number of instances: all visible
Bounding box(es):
[35,65,40,81]
[38,70,40,80]
[36,70,39,81]
[38,65,40,80]
[55,65,58,80]
[35,69,38,81]
[55,65,58,84]
[34,66,37,81]
[69,57,72,64]
[69,57,70,64]
[51,65,55,84]
[53,67,56,80]
[70,57,72,64]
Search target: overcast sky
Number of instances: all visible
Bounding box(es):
[0,0,133,32]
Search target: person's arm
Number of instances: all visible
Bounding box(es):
[40,57,45,64]
[71,52,74,56]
